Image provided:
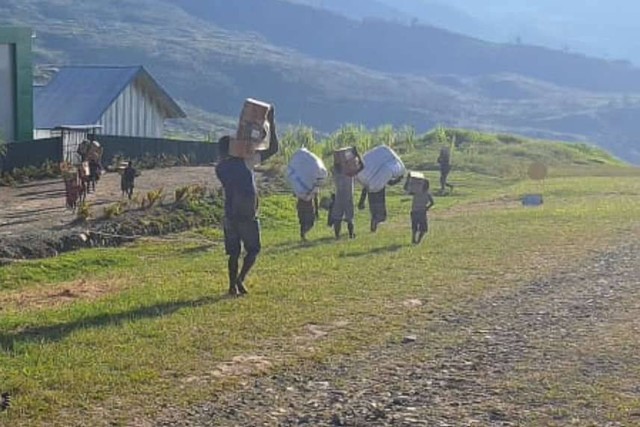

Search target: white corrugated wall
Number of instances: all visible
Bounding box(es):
[96,78,166,138]
[34,129,53,139]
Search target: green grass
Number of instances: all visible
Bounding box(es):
[1,156,640,425]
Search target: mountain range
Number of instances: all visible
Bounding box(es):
[291,0,640,64]
[1,0,639,163]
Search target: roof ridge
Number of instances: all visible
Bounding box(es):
[55,64,142,69]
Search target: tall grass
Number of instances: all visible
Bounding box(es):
[274,124,626,179]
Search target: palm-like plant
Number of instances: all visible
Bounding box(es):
[375,124,396,149]
[400,125,416,153]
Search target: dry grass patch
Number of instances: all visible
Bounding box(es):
[0,278,130,312]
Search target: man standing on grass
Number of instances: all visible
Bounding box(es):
[215,107,279,297]
[437,146,454,195]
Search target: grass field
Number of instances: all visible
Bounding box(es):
[1,164,640,426]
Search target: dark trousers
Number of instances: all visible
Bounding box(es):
[224,218,261,289]
[224,218,261,258]
[440,165,452,191]
[411,210,428,233]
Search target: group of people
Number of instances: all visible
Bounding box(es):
[299,157,436,244]
[63,137,139,211]
[214,106,452,297]
[63,140,104,210]
[76,139,103,194]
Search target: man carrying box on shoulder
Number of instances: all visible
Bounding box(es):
[215,105,279,297]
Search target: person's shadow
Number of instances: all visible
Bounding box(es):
[267,236,336,255]
[339,244,404,259]
[0,294,227,352]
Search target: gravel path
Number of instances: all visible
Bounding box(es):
[0,167,218,237]
[156,242,640,426]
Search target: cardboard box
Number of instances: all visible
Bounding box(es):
[406,171,426,194]
[333,147,362,177]
[117,161,129,176]
[236,98,271,153]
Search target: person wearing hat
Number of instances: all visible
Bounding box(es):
[215,106,279,297]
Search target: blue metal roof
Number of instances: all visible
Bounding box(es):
[34,65,186,129]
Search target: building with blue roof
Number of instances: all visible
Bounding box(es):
[34,65,186,140]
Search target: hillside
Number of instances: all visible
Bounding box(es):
[317,0,640,64]
[287,0,505,46]
[441,0,640,62]
[1,0,639,163]
[171,0,640,92]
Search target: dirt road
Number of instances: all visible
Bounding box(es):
[157,241,640,426]
[0,167,218,237]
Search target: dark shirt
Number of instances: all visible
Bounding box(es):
[438,150,451,172]
[412,190,435,212]
[359,188,386,208]
[216,112,279,221]
[216,157,258,220]
[89,159,100,173]
[123,166,136,185]
[297,194,319,215]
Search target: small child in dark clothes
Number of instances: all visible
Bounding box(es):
[297,192,319,241]
[409,178,435,244]
[121,161,137,200]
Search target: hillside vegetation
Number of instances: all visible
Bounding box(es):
[270,125,625,182]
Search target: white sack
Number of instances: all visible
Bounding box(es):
[356,145,405,192]
[287,148,328,200]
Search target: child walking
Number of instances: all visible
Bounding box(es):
[121,161,138,200]
[409,178,435,244]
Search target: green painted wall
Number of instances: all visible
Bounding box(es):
[0,27,33,142]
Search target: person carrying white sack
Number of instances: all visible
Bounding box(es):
[287,148,328,241]
[358,175,403,232]
[356,145,405,232]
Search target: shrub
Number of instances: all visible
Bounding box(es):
[144,188,165,209]
[0,160,62,186]
[174,184,206,204]
[103,201,127,219]
[76,202,92,222]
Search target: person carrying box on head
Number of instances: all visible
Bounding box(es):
[405,172,435,245]
[330,147,363,240]
[215,101,279,297]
